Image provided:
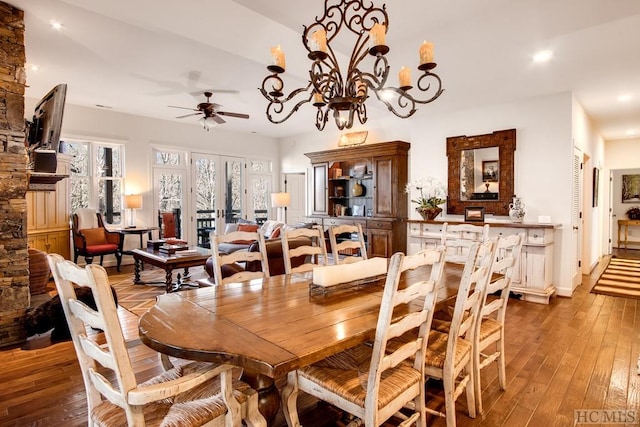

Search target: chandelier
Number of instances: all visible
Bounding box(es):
[259,0,444,131]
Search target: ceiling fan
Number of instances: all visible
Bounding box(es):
[169,91,249,130]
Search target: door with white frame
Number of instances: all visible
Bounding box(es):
[153,148,189,242]
[285,172,307,225]
[571,146,583,288]
[191,153,245,247]
[247,159,273,225]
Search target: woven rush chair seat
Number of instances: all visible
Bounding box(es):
[423,330,472,370]
[298,345,423,408]
[91,362,254,427]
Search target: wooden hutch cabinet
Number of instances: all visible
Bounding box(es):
[26,154,71,259]
[305,141,409,258]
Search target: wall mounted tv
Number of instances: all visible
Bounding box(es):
[26,83,67,152]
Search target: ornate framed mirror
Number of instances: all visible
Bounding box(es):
[446,129,516,216]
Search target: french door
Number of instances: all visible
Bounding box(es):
[191,154,245,247]
[153,167,187,237]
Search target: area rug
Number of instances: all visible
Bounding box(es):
[111,266,208,317]
[591,258,640,300]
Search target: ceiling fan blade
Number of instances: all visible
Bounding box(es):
[217,111,249,119]
[175,112,203,119]
[212,115,226,124]
[168,105,198,111]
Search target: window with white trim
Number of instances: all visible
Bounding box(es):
[65,139,125,225]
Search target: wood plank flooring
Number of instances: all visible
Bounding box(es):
[1,251,639,426]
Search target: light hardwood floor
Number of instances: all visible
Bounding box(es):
[1,251,639,427]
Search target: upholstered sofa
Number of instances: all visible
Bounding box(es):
[204,236,310,282]
[202,220,315,284]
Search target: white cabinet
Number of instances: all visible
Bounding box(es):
[407,220,560,304]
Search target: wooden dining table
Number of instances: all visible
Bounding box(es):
[138,261,468,423]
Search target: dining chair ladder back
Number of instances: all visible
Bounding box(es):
[441,223,490,265]
[423,240,495,427]
[210,229,270,285]
[46,253,266,427]
[281,226,328,274]
[328,223,368,264]
[282,246,446,427]
[472,232,524,414]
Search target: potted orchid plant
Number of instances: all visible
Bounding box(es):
[404,176,447,220]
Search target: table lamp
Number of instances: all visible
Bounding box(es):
[124,194,142,228]
[271,192,290,223]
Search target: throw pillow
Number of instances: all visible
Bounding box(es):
[231,224,260,244]
[238,224,259,233]
[81,228,108,245]
[270,226,281,239]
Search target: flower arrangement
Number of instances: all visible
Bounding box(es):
[404,177,447,209]
[626,206,640,220]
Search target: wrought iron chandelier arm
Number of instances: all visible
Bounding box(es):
[412,71,444,105]
[259,78,314,124]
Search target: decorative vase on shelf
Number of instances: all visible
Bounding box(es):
[417,206,442,221]
[351,180,364,197]
[509,197,526,223]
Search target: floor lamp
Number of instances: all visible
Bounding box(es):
[124,194,142,228]
[271,192,290,223]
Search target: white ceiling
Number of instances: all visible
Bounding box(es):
[9,0,640,140]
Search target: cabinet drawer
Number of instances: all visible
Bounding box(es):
[526,229,552,245]
[367,220,392,230]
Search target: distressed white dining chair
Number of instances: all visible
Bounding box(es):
[281,225,328,274]
[423,240,495,427]
[441,222,490,264]
[47,253,265,427]
[472,232,524,414]
[328,223,368,264]
[209,229,270,285]
[281,246,446,427]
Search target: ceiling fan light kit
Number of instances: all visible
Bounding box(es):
[259,0,444,131]
[169,91,249,130]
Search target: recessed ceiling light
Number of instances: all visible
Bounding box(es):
[50,20,64,31]
[29,64,39,71]
[533,50,553,63]
[617,94,632,102]
[626,129,637,136]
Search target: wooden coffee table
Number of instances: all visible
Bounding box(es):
[131,247,210,293]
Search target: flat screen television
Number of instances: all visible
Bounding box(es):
[26,83,67,153]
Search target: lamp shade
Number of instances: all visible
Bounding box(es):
[124,194,143,210]
[271,192,291,208]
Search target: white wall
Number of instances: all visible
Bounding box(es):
[572,98,606,274]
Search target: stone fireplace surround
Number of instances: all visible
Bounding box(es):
[0,2,30,347]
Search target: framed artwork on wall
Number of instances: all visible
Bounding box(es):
[592,167,599,207]
[622,174,640,203]
[464,206,485,222]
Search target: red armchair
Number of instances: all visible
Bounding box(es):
[72,209,123,271]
